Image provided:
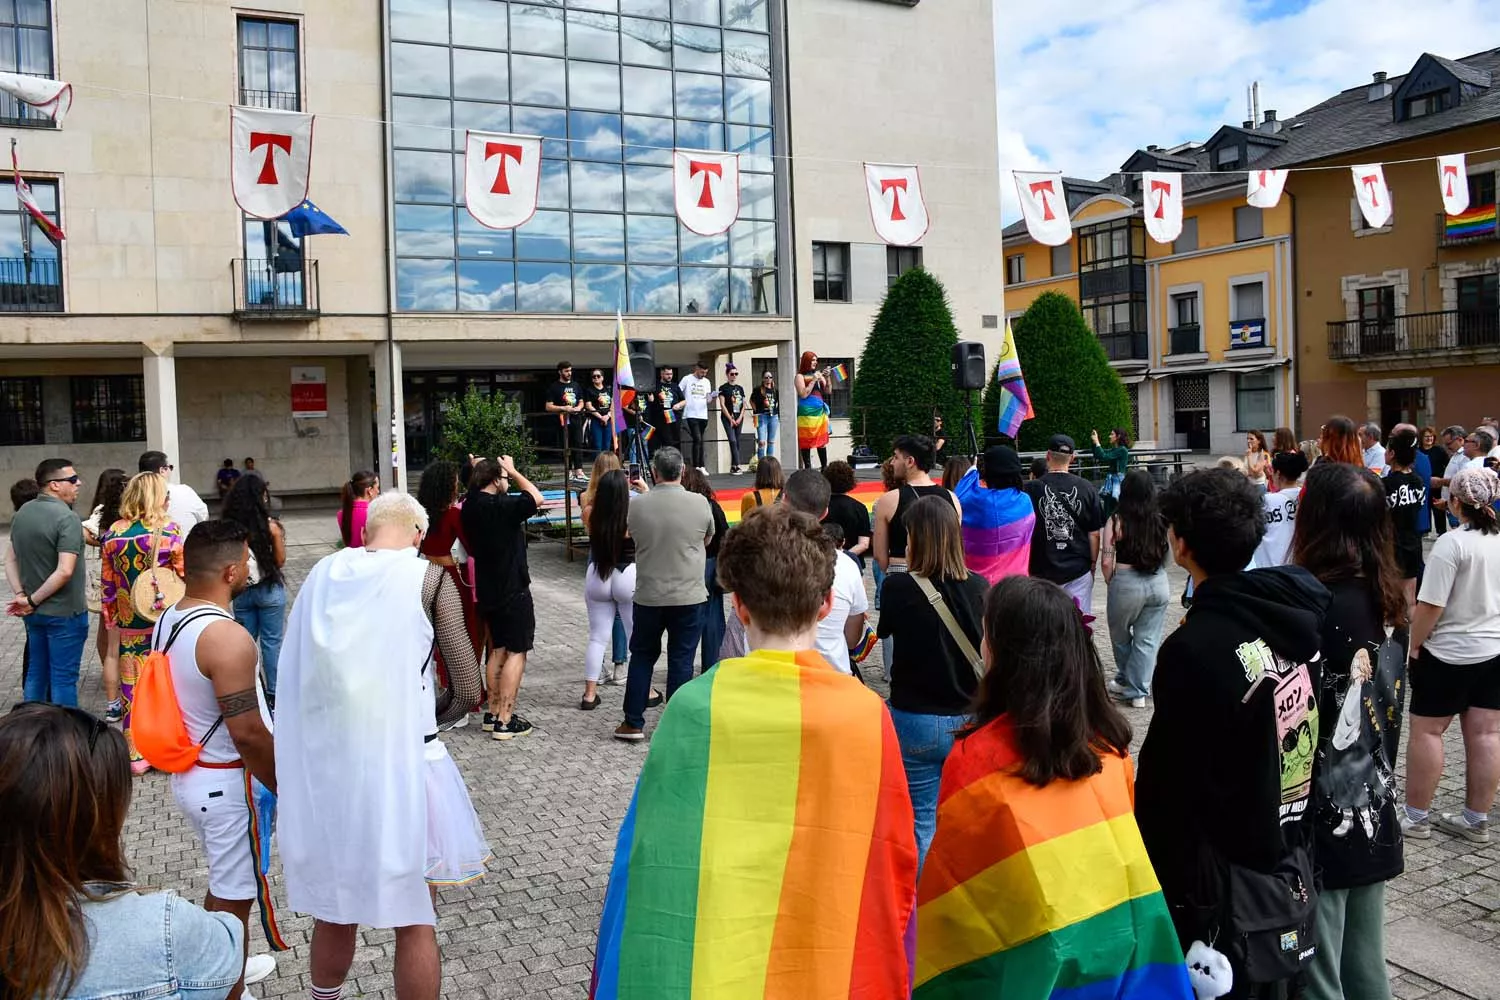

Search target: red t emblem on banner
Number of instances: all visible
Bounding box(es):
[880,178,908,221]
[1028,179,1058,221]
[486,142,524,195]
[689,159,722,209]
[1150,178,1173,219]
[1360,173,1382,207]
[249,132,292,185]
[1443,164,1459,197]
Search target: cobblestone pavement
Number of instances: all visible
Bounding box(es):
[3,511,1497,999]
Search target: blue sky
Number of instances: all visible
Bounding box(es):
[992,0,1494,216]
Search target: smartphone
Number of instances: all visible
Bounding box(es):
[628,462,642,481]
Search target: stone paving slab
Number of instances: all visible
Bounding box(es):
[3,510,1497,998]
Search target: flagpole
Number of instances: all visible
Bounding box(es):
[12,138,31,311]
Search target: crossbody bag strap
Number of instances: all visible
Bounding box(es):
[911,573,984,679]
[157,605,236,746]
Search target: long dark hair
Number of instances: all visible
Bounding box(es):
[1292,462,1407,626]
[0,703,133,999]
[589,470,631,579]
[754,456,783,492]
[89,468,127,531]
[340,470,378,547]
[221,472,281,586]
[417,460,460,528]
[1113,468,1167,573]
[681,466,717,501]
[970,577,1131,786]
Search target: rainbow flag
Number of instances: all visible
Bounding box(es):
[591,649,918,1000]
[849,623,878,664]
[796,394,829,449]
[640,424,656,443]
[1446,202,1497,239]
[661,405,677,424]
[914,717,1193,1000]
[830,362,850,384]
[994,319,1034,440]
[612,310,635,435]
[951,467,1036,585]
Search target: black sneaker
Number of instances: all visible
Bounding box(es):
[481,712,498,732]
[492,714,534,740]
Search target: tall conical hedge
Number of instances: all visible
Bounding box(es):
[850,268,977,459]
[982,291,1131,452]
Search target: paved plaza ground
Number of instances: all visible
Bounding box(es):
[4,509,1500,999]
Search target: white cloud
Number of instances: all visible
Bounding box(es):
[993,0,1495,220]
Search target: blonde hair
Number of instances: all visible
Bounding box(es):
[1299,440,1322,462]
[1215,455,1247,474]
[582,452,622,510]
[905,494,969,582]
[118,472,169,529]
[363,491,429,537]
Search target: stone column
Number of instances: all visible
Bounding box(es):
[372,341,407,493]
[775,337,797,464]
[142,346,180,481]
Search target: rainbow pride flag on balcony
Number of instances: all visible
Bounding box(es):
[1446,202,1497,239]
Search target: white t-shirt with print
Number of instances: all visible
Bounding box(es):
[678,374,715,420]
[816,551,868,675]
[1418,525,1500,664]
[1249,485,1301,570]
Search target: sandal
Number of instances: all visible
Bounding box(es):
[646,689,664,708]
[580,693,602,711]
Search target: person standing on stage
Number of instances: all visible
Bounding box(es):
[582,368,615,465]
[718,363,748,475]
[750,369,780,461]
[647,365,684,454]
[546,361,587,481]
[678,360,716,474]
[794,351,831,470]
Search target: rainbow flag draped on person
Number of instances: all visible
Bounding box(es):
[591,649,919,1000]
[612,311,635,435]
[994,320,1034,440]
[951,466,1035,585]
[914,717,1193,1000]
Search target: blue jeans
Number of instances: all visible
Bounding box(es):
[233,581,286,699]
[612,613,628,663]
[23,611,90,706]
[887,706,967,872]
[623,601,705,729]
[1106,568,1170,700]
[701,558,725,674]
[756,413,779,458]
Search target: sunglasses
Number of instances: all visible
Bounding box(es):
[9,701,109,751]
[592,373,604,379]
[45,474,81,485]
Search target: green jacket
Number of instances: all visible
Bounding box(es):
[1091,443,1130,476]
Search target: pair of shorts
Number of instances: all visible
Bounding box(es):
[482,591,536,653]
[170,766,256,901]
[1410,647,1500,717]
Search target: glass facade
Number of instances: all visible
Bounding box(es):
[388,0,780,315]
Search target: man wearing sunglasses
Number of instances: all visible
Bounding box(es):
[140,449,210,530]
[5,458,90,707]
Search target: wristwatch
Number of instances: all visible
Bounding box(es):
[22,593,36,609]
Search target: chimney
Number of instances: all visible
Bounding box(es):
[1146,144,1161,152]
[1259,109,1281,133]
[1243,119,1255,129]
[1369,70,1392,102]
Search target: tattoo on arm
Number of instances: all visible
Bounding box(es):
[216,688,261,719]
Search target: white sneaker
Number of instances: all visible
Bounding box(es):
[439,713,468,731]
[244,953,276,985]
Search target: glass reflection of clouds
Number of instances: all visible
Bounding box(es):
[398,258,457,311]
[458,259,518,311]
[517,261,574,311]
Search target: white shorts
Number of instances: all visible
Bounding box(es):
[171,765,257,901]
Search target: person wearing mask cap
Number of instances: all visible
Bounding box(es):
[1022,434,1105,614]
[952,445,1035,586]
[717,363,748,475]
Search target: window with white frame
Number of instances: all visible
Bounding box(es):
[1235,370,1276,431]
[811,242,849,302]
[1233,206,1263,242]
[1050,243,1070,276]
[1232,280,1264,322]
[1005,253,1025,284]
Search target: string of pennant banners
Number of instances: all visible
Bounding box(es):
[2,71,1498,250]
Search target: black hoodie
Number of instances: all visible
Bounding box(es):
[1135,565,1331,945]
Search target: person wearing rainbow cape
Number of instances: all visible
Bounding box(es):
[590,505,918,999]
[795,349,832,470]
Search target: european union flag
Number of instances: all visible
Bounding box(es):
[281,200,348,237]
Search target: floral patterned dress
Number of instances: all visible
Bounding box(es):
[100,519,184,761]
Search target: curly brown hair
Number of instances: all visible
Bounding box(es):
[822,460,856,494]
[718,506,835,636]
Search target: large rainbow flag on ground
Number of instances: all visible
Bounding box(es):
[994,319,1034,440]
[914,717,1193,1000]
[951,466,1036,585]
[591,649,918,1000]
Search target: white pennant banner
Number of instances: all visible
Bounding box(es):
[1437,153,1469,216]
[231,105,315,220]
[1246,168,1290,209]
[1351,163,1392,229]
[864,163,929,246]
[463,130,542,230]
[673,149,739,236]
[1012,170,1071,246]
[0,71,71,125]
[1141,171,1183,243]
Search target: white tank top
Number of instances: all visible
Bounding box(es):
[153,602,271,764]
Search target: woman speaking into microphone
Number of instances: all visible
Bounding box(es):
[795,350,831,471]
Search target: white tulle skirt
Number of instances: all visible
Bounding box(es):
[423,740,491,886]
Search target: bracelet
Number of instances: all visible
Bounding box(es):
[23,593,36,609]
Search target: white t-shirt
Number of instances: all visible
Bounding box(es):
[1249,485,1301,569]
[168,482,210,530]
[1418,525,1500,664]
[1362,443,1387,475]
[815,551,869,675]
[678,374,715,420]
[1441,452,1472,501]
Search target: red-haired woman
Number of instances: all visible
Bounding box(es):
[794,349,831,471]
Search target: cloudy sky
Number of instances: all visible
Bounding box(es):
[992,0,1495,216]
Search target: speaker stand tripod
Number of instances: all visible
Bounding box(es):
[961,389,980,459]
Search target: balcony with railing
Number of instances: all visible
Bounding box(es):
[1099,329,1149,362]
[239,90,301,111]
[1327,308,1500,365]
[1438,207,1499,247]
[0,90,58,128]
[233,257,319,318]
[0,257,63,311]
[1168,324,1201,355]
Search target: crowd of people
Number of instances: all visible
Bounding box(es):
[6,404,1500,1000]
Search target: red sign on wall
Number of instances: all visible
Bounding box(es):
[291,365,327,418]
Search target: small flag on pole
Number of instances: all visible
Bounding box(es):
[11,142,63,244]
[612,310,636,435]
[641,424,656,443]
[661,407,677,425]
[994,319,1032,440]
[829,363,850,384]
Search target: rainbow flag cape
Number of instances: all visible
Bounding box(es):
[994,320,1034,440]
[612,311,635,435]
[591,649,918,1000]
[796,394,830,449]
[1445,202,1497,239]
[914,717,1192,1000]
[951,467,1036,585]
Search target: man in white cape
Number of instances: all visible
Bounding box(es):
[275,492,488,1000]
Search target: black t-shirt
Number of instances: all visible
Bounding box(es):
[824,492,872,571]
[460,487,540,608]
[1023,472,1104,584]
[888,484,953,559]
[547,379,579,412]
[650,382,679,426]
[719,382,746,419]
[704,499,729,560]
[585,387,613,419]
[750,386,778,415]
[876,572,986,715]
[1383,470,1426,578]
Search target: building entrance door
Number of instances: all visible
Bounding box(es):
[1172,375,1211,451]
[1379,386,1428,434]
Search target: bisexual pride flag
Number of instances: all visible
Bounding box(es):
[591,649,918,999]
[995,319,1034,440]
[914,718,1192,1000]
[612,311,635,435]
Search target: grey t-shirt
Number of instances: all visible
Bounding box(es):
[628,484,714,607]
[10,494,87,617]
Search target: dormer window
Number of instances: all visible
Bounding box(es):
[1216,146,1241,168]
[1404,91,1451,118]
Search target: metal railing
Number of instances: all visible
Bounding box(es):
[1437,209,1499,247]
[0,90,58,128]
[0,256,63,311]
[1099,330,1149,362]
[1327,307,1500,360]
[233,257,319,316]
[239,89,301,111]
[1168,324,1201,355]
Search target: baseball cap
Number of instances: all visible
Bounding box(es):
[982,445,1023,478]
[1048,433,1076,455]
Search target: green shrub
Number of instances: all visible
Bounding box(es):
[982,291,1131,452]
[433,387,543,479]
